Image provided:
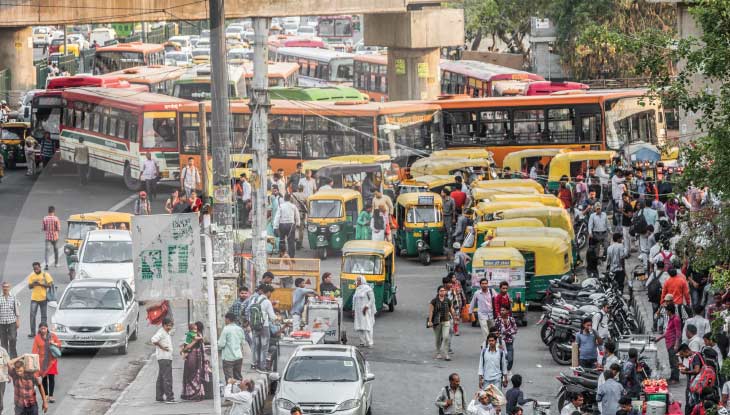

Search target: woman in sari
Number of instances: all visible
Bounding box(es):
[353,275,376,348]
[181,321,212,401]
[33,322,61,403]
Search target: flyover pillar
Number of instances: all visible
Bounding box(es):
[364,7,464,101]
[0,27,35,96]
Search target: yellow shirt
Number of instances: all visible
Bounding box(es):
[28,272,52,302]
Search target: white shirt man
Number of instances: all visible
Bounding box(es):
[596,164,610,186]
[273,199,301,229]
[529,165,538,180]
[140,157,158,181]
[683,314,710,343]
[301,176,317,198]
[588,209,609,236]
[223,380,254,415]
[180,161,201,198]
[240,178,252,202]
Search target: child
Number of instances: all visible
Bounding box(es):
[505,374,534,415]
[181,322,198,357]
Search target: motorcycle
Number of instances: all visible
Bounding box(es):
[573,210,588,250]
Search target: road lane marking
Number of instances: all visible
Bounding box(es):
[109,194,136,212]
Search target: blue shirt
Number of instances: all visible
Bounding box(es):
[576,330,598,360]
[218,323,246,362]
[291,287,315,315]
[597,378,624,415]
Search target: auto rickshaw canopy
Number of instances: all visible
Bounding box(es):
[486,193,564,208]
[485,235,571,276]
[341,240,395,257]
[547,150,616,183]
[471,187,540,202]
[409,156,496,178]
[490,206,575,240]
[430,148,494,160]
[474,201,544,220]
[501,148,565,172]
[398,175,458,193]
[395,192,443,209]
[308,188,362,203]
[67,211,133,227]
[471,178,544,194]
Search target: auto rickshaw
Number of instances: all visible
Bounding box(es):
[472,247,527,326]
[473,201,544,221]
[63,211,133,278]
[306,189,363,259]
[547,150,616,193]
[409,157,498,181]
[430,148,494,160]
[265,257,320,312]
[460,218,545,258]
[340,240,396,312]
[0,122,31,169]
[471,187,540,203]
[485,193,564,208]
[485,236,572,303]
[397,175,459,196]
[501,148,566,179]
[471,178,545,194]
[230,153,254,178]
[394,192,444,265]
[316,163,386,193]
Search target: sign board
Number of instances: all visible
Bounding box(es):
[471,260,525,288]
[132,213,204,301]
[417,62,429,78]
[394,59,406,75]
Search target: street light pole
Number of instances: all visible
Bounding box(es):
[249,17,271,279]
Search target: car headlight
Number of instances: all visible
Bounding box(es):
[52,323,67,333]
[275,398,296,410]
[336,399,361,411]
[329,224,340,233]
[307,224,317,233]
[104,323,124,333]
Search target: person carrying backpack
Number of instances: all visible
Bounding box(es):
[435,373,466,415]
[678,343,717,415]
[478,333,508,391]
[248,285,277,371]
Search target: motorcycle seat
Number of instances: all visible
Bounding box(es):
[566,374,598,389]
[552,281,582,290]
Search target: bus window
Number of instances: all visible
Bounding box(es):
[335,20,352,37]
[513,109,544,144]
[547,108,575,143]
[478,110,510,144]
[143,114,177,149]
[333,60,353,82]
[444,111,476,144]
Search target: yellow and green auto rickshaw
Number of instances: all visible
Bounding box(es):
[0,122,31,169]
[394,192,444,265]
[306,189,363,259]
[473,201,545,221]
[397,175,459,196]
[460,218,545,260]
[340,240,396,312]
[471,187,540,204]
[485,193,564,208]
[266,257,320,312]
[501,148,566,179]
[485,236,572,303]
[409,157,498,181]
[472,247,528,326]
[63,211,133,278]
[547,150,616,193]
[471,178,545,194]
[431,147,494,160]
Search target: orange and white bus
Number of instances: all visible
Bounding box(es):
[440,60,545,97]
[272,47,354,87]
[433,90,666,165]
[240,61,299,95]
[92,42,165,75]
[59,87,194,189]
[177,99,442,174]
[353,54,388,102]
[100,65,187,95]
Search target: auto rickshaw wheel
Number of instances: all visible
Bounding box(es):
[388,294,396,312]
[317,248,328,260]
[419,251,431,265]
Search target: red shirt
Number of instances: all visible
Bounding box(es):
[664,314,681,349]
[493,292,512,318]
[451,190,467,209]
[42,215,60,241]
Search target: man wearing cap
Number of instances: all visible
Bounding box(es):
[134,191,151,215]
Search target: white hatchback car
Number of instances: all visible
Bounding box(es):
[272,345,374,415]
[74,230,134,289]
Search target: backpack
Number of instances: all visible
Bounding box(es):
[700,347,723,385]
[249,296,266,331]
[659,251,674,269]
[373,212,384,231]
[631,209,648,236]
[688,354,717,394]
[647,274,663,304]
[438,385,465,415]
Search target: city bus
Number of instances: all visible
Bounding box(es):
[353,54,388,102]
[440,60,545,97]
[268,35,326,55]
[433,90,666,166]
[101,65,188,95]
[58,88,194,189]
[92,42,165,75]
[241,61,299,95]
[269,86,368,101]
[317,16,354,52]
[524,81,590,96]
[272,47,354,87]
[177,99,442,174]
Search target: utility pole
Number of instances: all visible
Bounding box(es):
[198,102,209,201]
[209,0,234,274]
[249,17,271,279]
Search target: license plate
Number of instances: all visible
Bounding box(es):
[74,335,93,341]
[413,231,422,237]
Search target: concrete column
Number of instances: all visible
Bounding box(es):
[387,47,441,101]
[0,27,35,96]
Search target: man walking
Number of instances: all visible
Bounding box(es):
[219,312,247,381]
[249,285,276,371]
[478,333,508,391]
[39,132,54,168]
[180,157,201,199]
[441,188,456,249]
[470,278,496,342]
[0,342,10,413]
[227,287,250,326]
[27,262,52,338]
[435,373,466,415]
[288,162,305,192]
[42,206,61,269]
[24,137,35,176]
[291,184,308,249]
[151,317,175,403]
[606,233,628,292]
[273,194,300,258]
[0,282,19,357]
[588,203,609,258]
[9,358,48,414]
[73,136,90,185]
[427,286,455,361]
[139,152,159,200]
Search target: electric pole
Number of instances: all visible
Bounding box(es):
[249,17,271,279]
[208,0,234,274]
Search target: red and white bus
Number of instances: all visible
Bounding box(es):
[524,81,590,96]
[440,60,545,97]
[92,42,165,75]
[100,65,188,95]
[317,16,354,51]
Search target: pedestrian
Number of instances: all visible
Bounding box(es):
[219,313,246,382]
[453,242,471,291]
[42,205,61,269]
[558,178,573,209]
[301,169,317,198]
[687,263,710,309]
[32,322,60,403]
[151,317,175,403]
[356,203,373,240]
[273,193,300,258]
[249,284,276,371]
[181,321,211,401]
[180,157,201,199]
[319,273,339,297]
[702,334,723,369]
[165,189,182,214]
[272,169,286,191]
[223,378,254,415]
[606,232,628,292]
[27,262,52,338]
[134,191,152,215]
[592,302,611,344]
[575,317,602,369]
[291,184,308,249]
[470,278,496,343]
[505,374,534,415]
[0,281,19,358]
[685,324,703,352]
[288,162,305,192]
[451,183,467,214]
[619,397,641,415]
[227,287,250,327]
[494,304,517,372]
[290,278,316,330]
[478,333,508,391]
[39,132,54,168]
[319,177,333,191]
[588,203,609,259]
[0,342,10,413]
[73,136,89,185]
[453,208,474,245]
[8,358,48,414]
[139,152,159,199]
[684,305,711,343]
[428,285,455,360]
[435,373,467,415]
[574,175,588,207]
[189,190,203,214]
[24,137,36,176]
[492,282,512,319]
[238,174,252,227]
[621,348,644,398]
[597,368,625,415]
[353,275,376,348]
[442,188,456,249]
[449,273,466,336]
[370,204,389,242]
[620,192,635,253]
[371,189,393,217]
[677,343,704,415]
[655,304,681,384]
[560,392,584,415]
[661,268,691,319]
[467,390,496,415]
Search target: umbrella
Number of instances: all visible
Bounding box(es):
[628,143,661,163]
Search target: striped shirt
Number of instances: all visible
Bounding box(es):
[42,215,60,241]
[0,294,18,324]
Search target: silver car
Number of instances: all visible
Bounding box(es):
[271,345,375,415]
[51,279,139,355]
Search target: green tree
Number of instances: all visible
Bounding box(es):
[463,0,550,53]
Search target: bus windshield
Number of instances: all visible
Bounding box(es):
[142,113,178,149]
[32,107,62,137]
[93,51,145,74]
[331,59,353,82]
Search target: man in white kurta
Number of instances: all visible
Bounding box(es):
[353,275,376,348]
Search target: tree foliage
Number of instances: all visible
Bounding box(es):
[463,0,550,53]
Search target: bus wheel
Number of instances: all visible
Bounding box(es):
[123,162,141,191]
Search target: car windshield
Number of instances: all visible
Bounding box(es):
[343,255,381,275]
[81,241,132,263]
[284,356,359,382]
[59,287,124,310]
[67,222,97,240]
[407,206,440,223]
[309,200,342,218]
